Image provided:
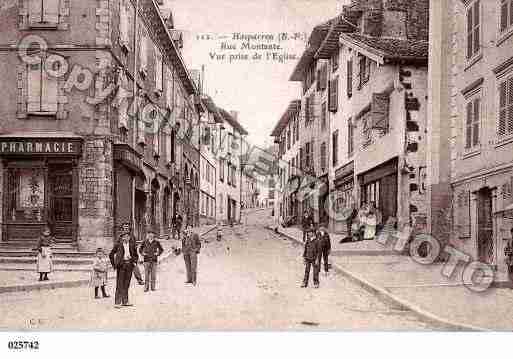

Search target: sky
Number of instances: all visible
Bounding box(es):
[166,0,344,149]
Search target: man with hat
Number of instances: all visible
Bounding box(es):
[182,224,202,286]
[317,226,331,275]
[109,228,139,308]
[119,222,144,285]
[139,225,164,292]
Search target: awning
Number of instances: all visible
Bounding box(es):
[496,203,513,219]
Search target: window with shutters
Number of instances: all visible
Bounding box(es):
[348,118,354,157]
[329,76,339,112]
[28,0,59,27]
[119,0,130,50]
[321,102,327,130]
[464,96,481,150]
[500,0,513,35]
[27,56,58,115]
[332,130,339,166]
[320,142,327,173]
[362,113,372,148]
[498,76,513,138]
[358,55,371,89]
[332,51,339,72]
[466,0,481,60]
[155,48,163,93]
[347,60,353,98]
[139,30,148,77]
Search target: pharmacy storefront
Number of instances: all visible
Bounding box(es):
[0,135,83,244]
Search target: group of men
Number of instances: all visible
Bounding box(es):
[108,220,201,308]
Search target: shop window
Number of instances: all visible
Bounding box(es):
[362,180,380,207]
[6,168,45,222]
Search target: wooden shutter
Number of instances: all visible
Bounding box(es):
[465,101,473,149]
[501,0,509,32]
[27,62,42,113]
[155,50,163,91]
[508,77,513,134]
[29,0,42,24]
[499,80,507,136]
[41,65,58,112]
[473,1,480,56]
[347,60,353,98]
[316,69,321,91]
[43,0,59,23]
[329,77,338,112]
[370,93,390,131]
[332,130,338,166]
[305,97,310,123]
[348,118,353,156]
[473,98,480,146]
[139,32,147,72]
[466,6,473,59]
[119,0,129,46]
[320,142,326,172]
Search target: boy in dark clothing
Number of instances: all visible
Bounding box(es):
[302,210,314,242]
[317,226,331,275]
[301,229,321,288]
[139,227,164,292]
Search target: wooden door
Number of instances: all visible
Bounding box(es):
[477,188,494,264]
[48,164,74,242]
[379,174,397,224]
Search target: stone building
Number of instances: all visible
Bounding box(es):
[286,0,429,232]
[272,100,301,224]
[428,0,513,284]
[0,0,201,252]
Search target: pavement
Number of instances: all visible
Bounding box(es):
[0,212,442,330]
[272,221,513,331]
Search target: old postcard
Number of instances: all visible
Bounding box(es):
[0,0,513,353]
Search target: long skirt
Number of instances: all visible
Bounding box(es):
[36,247,52,273]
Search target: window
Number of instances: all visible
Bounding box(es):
[139,30,148,75]
[118,0,130,49]
[27,57,58,114]
[287,126,291,150]
[305,142,311,171]
[299,148,304,170]
[320,142,327,173]
[466,0,481,60]
[155,48,163,93]
[499,76,513,137]
[362,114,372,147]
[465,97,481,149]
[220,159,225,182]
[347,60,353,98]
[329,76,338,112]
[348,118,354,157]
[321,102,327,130]
[358,56,371,88]
[332,130,338,166]
[29,0,59,26]
[332,51,339,72]
[500,0,513,34]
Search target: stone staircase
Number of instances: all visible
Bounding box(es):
[0,241,96,272]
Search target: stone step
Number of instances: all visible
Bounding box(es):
[0,256,94,265]
[0,263,97,272]
[0,249,96,258]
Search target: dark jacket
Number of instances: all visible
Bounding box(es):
[109,240,138,268]
[173,215,183,228]
[303,238,321,262]
[302,214,314,230]
[139,239,164,262]
[182,233,201,255]
[317,231,331,253]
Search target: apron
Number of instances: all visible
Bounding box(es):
[36,246,52,273]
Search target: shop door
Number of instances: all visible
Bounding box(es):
[379,174,397,224]
[477,188,494,264]
[49,164,74,242]
[134,190,146,242]
[227,197,232,222]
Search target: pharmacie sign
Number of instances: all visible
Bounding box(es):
[0,139,82,156]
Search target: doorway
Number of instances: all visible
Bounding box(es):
[477,187,494,264]
[134,189,146,242]
[48,163,74,241]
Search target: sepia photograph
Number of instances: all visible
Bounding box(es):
[0,0,513,356]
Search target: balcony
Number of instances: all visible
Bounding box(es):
[113,143,143,175]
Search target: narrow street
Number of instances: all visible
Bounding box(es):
[0,210,442,330]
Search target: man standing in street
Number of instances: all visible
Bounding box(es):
[172,212,183,240]
[120,222,144,285]
[317,226,331,275]
[182,225,202,286]
[109,230,138,308]
[139,226,164,292]
[301,228,321,288]
[302,209,314,242]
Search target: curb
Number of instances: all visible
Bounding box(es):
[267,226,489,332]
[0,247,179,295]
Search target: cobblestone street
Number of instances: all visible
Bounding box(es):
[0,210,442,330]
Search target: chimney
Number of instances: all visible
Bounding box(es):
[170,30,183,50]
[189,69,202,93]
[229,111,239,122]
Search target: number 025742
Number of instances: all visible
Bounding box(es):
[7,341,39,350]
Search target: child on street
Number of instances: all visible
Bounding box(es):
[91,248,110,299]
[301,228,321,288]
